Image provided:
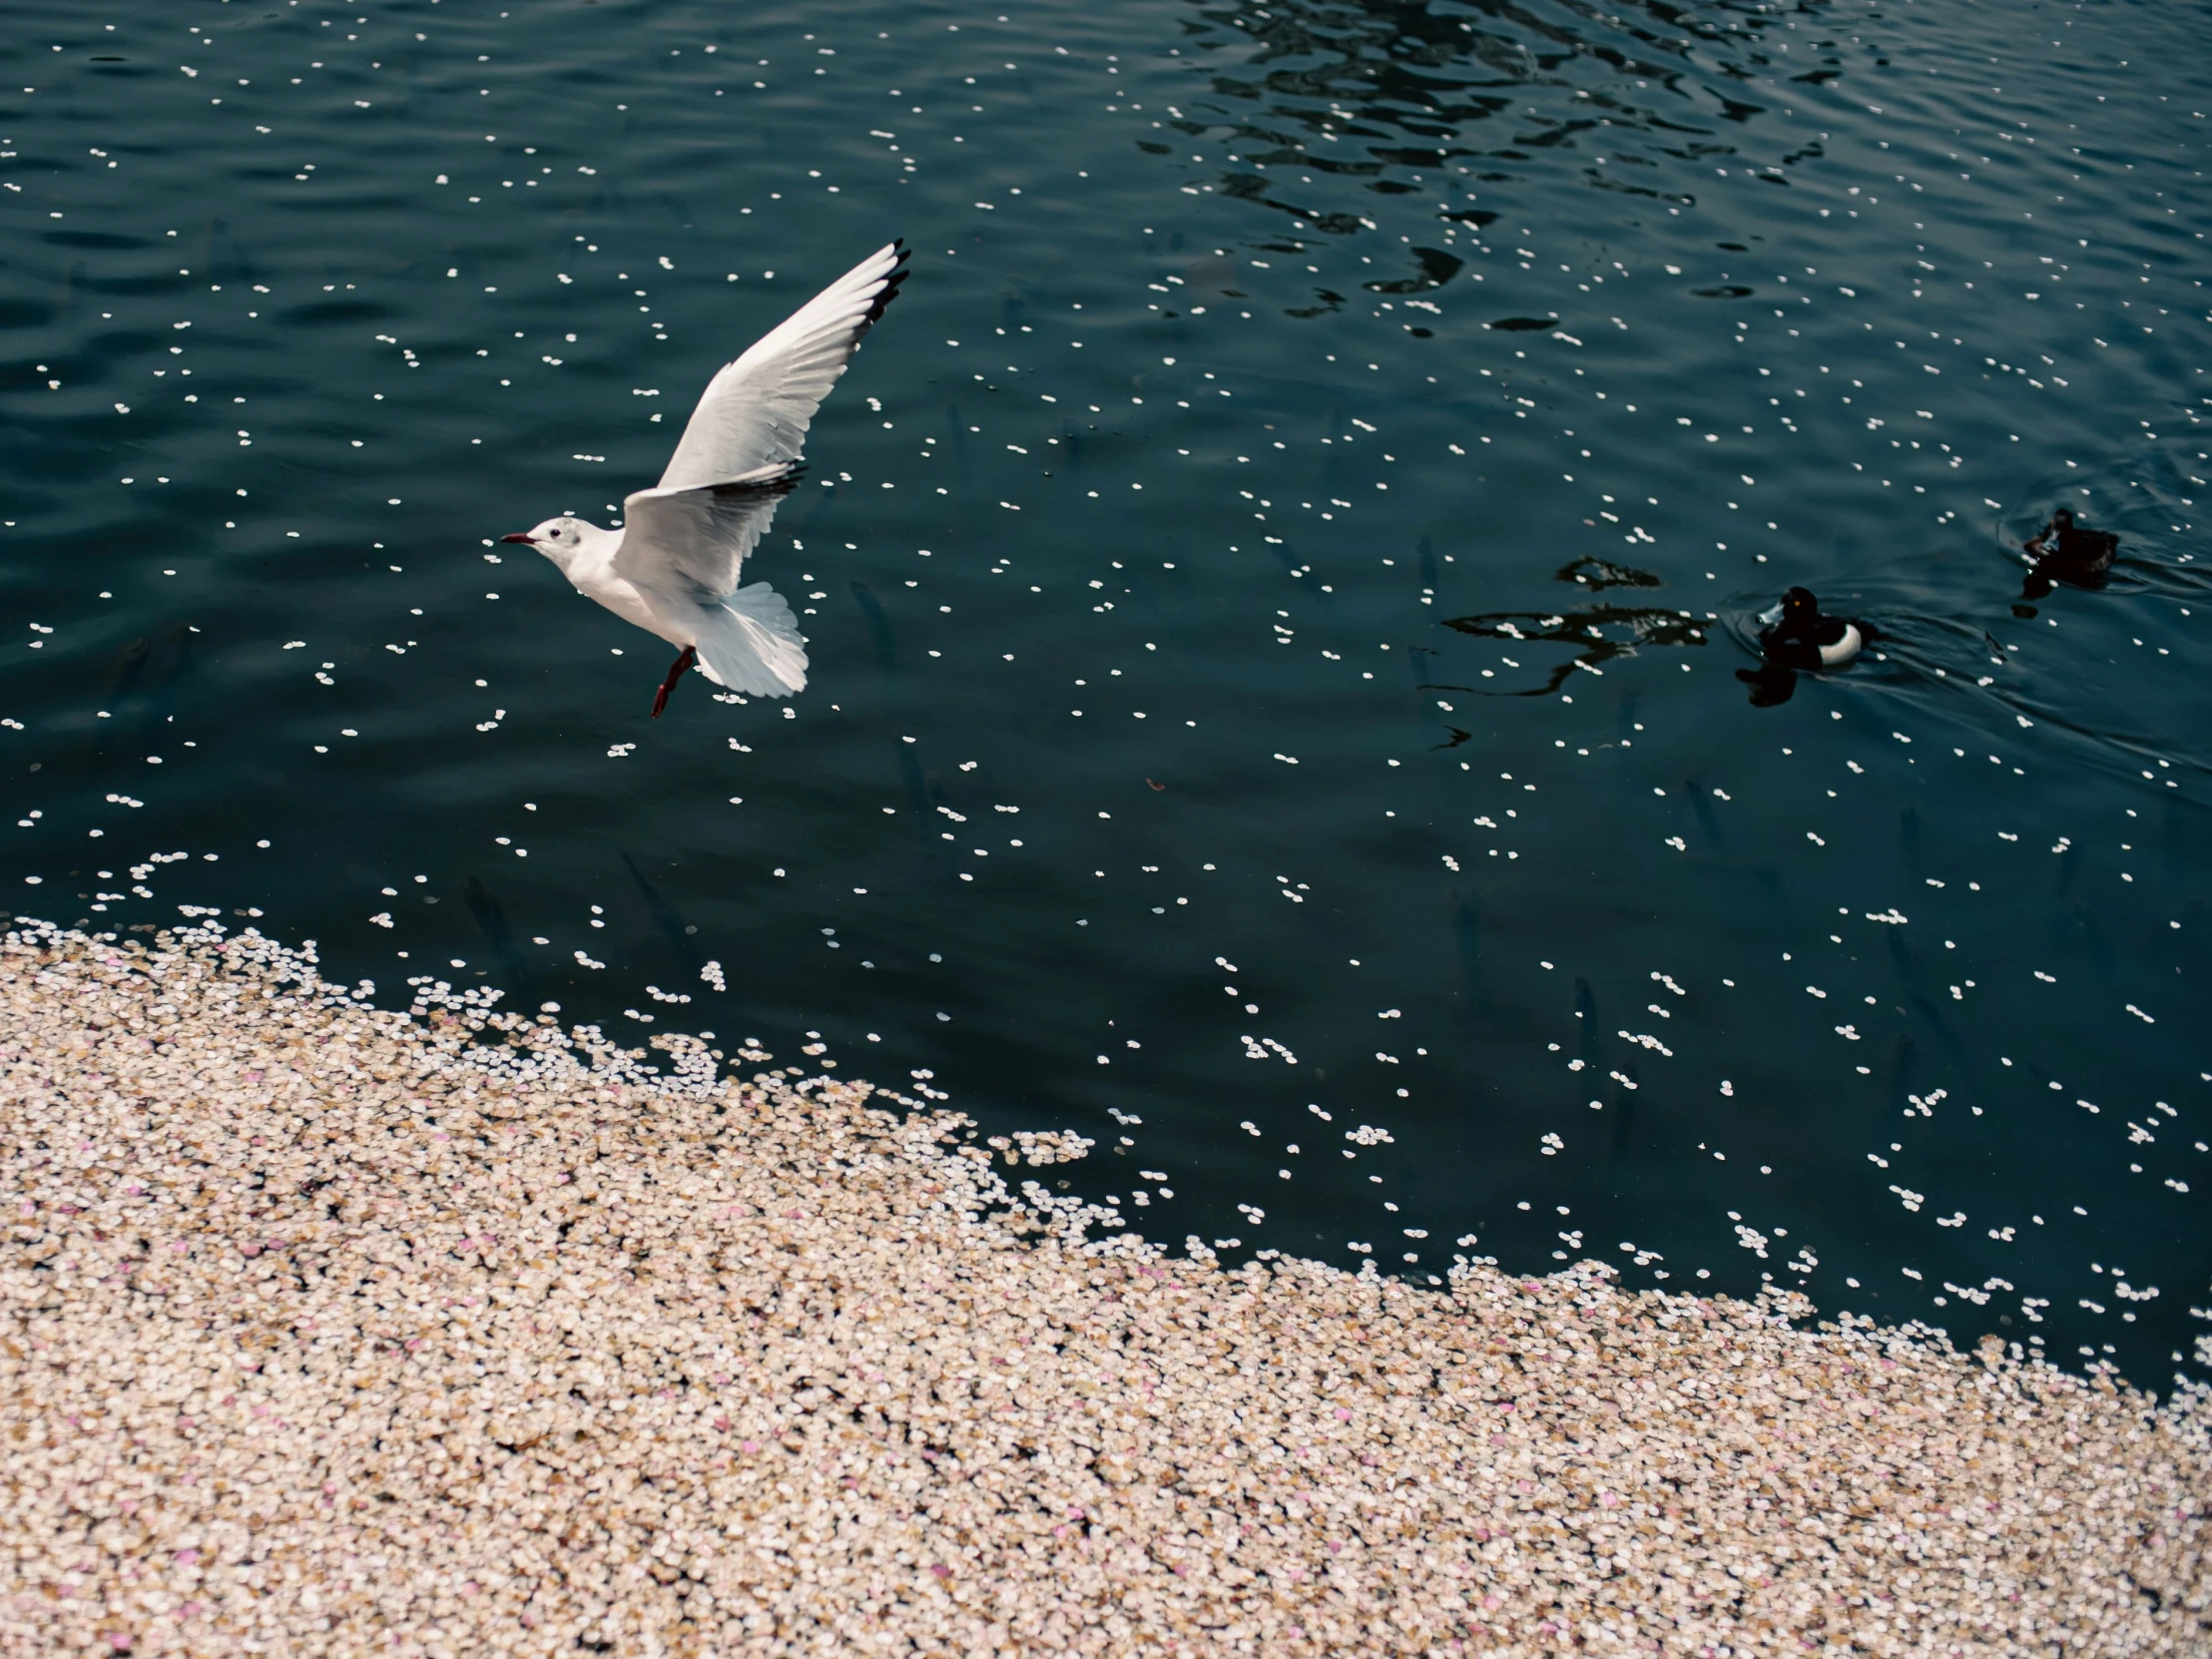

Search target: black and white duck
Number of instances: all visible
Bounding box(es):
[1757,586,1865,671]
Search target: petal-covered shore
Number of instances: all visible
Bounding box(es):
[3,925,2206,1656]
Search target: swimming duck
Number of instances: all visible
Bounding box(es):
[2023,506,2118,585]
[1759,586,1864,670]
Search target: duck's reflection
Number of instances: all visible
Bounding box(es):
[1734,661,1801,707]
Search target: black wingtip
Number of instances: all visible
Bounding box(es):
[860,239,911,333]
[707,460,810,502]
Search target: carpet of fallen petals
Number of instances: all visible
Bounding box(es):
[2,923,2206,1656]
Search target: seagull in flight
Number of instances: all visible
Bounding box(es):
[501,241,908,717]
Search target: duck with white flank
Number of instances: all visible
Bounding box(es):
[1758,586,1865,671]
[501,241,909,717]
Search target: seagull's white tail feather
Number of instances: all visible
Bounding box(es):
[692,582,809,699]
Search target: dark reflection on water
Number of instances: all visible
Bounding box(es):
[1437,558,1711,698]
[1183,0,1811,297]
[3,0,2208,1386]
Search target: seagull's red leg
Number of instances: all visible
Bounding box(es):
[650,645,697,719]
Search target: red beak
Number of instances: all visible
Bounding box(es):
[499,532,534,544]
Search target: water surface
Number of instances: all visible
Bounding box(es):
[4,0,2208,1383]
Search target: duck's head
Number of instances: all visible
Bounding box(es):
[1782,585,1819,621]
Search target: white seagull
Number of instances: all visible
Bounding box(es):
[501,240,908,717]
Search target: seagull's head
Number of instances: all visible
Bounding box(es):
[501,515,594,570]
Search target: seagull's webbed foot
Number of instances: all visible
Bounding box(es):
[650,645,697,720]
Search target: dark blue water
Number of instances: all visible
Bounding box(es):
[4,0,2207,1385]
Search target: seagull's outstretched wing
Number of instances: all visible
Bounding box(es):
[615,460,806,602]
[657,241,908,493]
